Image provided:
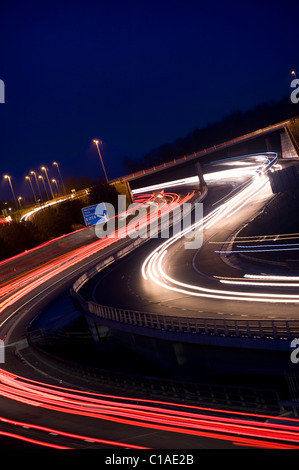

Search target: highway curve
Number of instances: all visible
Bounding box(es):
[90,154,299,319]
[1,154,299,449]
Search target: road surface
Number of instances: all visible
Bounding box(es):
[1,153,299,449]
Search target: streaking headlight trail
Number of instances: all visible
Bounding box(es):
[139,153,299,303]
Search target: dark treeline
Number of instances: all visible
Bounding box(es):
[0,182,119,261]
[124,96,297,173]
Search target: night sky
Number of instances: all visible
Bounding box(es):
[0,0,298,200]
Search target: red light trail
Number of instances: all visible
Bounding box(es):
[0,178,298,449]
[0,370,299,449]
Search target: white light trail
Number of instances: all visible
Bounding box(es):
[236,243,299,248]
[139,153,299,303]
[244,274,299,281]
[220,279,299,287]
[132,158,267,196]
[21,197,71,222]
[215,247,299,254]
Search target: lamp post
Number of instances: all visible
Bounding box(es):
[18,197,22,209]
[38,175,50,200]
[4,175,18,211]
[25,176,38,204]
[30,170,43,202]
[93,139,108,183]
[53,161,66,195]
[52,179,59,194]
[41,166,54,199]
[292,70,297,79]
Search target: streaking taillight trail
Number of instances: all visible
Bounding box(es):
[0,370,299,448]
[1,158,299,449]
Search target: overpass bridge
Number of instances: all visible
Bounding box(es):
[111,117,298,194]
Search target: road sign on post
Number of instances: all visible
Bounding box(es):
[82,203,109,227]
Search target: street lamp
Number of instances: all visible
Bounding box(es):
[52,179,59,194]
[25,176,37,204]
[53,161,66,195]
[4,175,18,211]
[18,197,22,209]
[292,70,297,79]
[93,139,108,183]
[30,170,43,202]
[38,175,50,200]
[41,166,54,199]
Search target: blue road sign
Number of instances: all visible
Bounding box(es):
[82,203,109,227]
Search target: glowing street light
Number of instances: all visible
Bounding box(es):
[93,139,108,183]
[292,70,297,79]
[4,175,18,210]
[53,161,66,195]
[41,166,54,199]
[38,175,50,200]
[51,178,59,193]
[18,196,22,209]
[25,176,37,204]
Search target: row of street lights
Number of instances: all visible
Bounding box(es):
[4,161,66,210]
[3,138,108,212]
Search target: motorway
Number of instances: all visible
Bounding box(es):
[91,154,299,319]
[2,153,299,449]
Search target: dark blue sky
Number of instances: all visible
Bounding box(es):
[0,0,298,200]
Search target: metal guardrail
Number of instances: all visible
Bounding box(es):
[82,299,299,340]
[72,264,299,341]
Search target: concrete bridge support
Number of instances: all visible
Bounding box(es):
[195,161,206,191]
